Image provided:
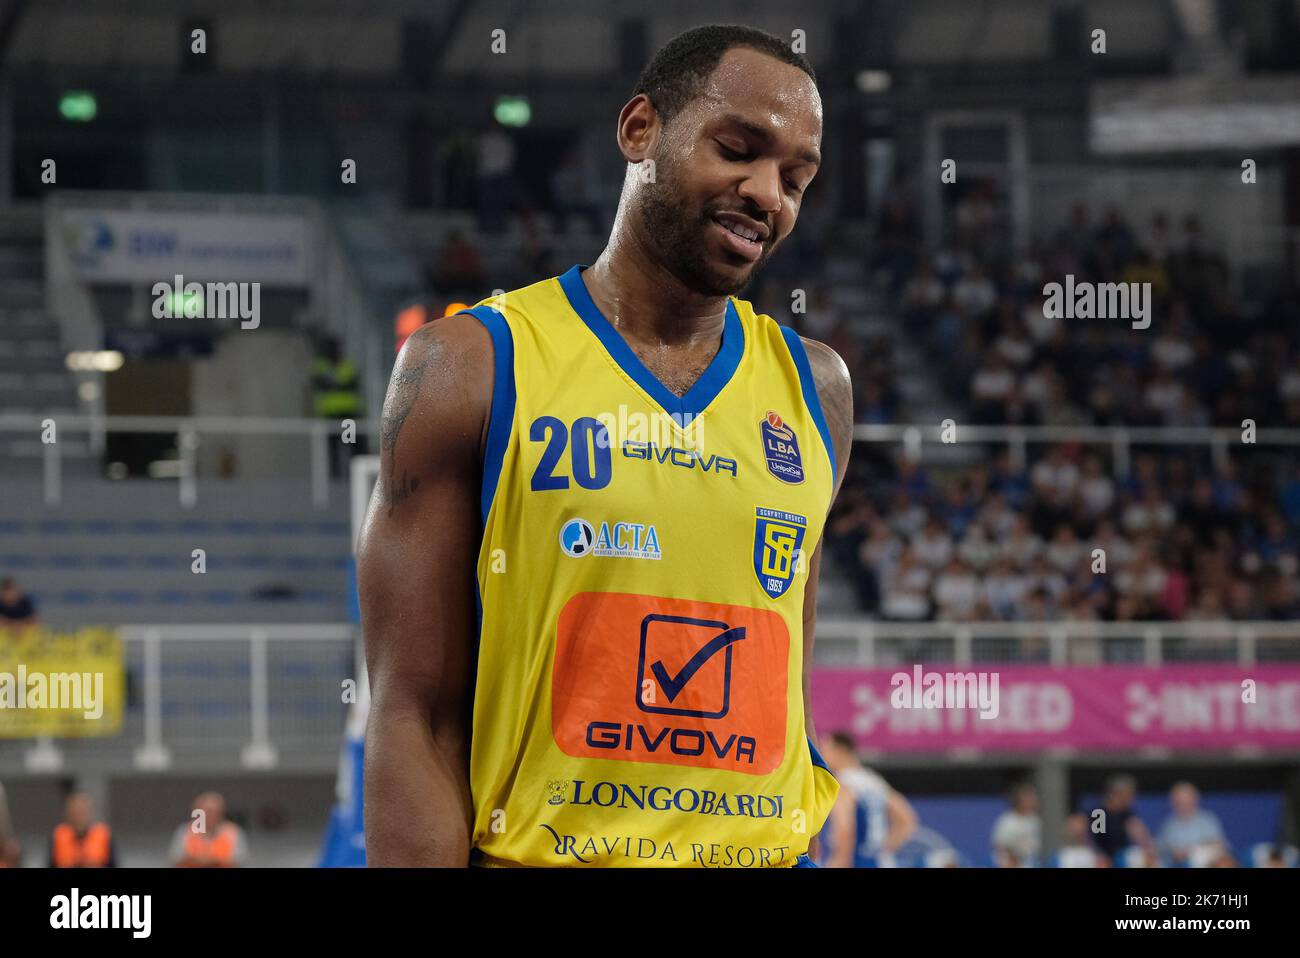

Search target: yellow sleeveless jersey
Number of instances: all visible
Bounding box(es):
[461,265,838,867]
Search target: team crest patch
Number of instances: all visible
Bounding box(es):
[753,507,807,599]
[760,411,804,484]
[544,780,568,806]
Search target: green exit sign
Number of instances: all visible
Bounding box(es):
[494,96,530,127]
[59,91,97,122]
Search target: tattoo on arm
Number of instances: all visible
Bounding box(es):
[384,470,421,517]
[378,334,441,506]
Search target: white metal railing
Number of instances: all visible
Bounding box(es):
[5,619,1296,775]
[124,623,357,772]
[0,413,378,508]
[852,422,1300,475]
[3,417,1297,509]
[812,619,1300,668]
[8,624,356,775]
[852,423,1300,445]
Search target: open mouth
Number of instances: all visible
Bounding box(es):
[712,215,765,262]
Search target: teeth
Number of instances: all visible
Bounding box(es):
[721,221,760,242]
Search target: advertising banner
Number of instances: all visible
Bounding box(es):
[811,665,1300,753]
[0,627,125,737]
[60,209,310,285]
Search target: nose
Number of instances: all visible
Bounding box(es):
[736,161,783,219]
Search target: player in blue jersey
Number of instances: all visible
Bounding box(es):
[817,731,918,867]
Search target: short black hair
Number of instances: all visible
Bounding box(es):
[828,731,856,753]
[633,24,816,126]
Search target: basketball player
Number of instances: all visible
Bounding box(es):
[360,24,852,867]
[817,731,918,867]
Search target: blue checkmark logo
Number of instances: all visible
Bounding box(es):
[650,627,747,701]
[636,615,747,719]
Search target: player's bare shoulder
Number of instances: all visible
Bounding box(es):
[375,313,496,511]
[800,336,853,483]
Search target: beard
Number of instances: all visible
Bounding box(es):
[637,153,778,297]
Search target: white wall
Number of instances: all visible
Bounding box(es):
[191,327,317,479]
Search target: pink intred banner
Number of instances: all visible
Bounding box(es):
[810,665,1300,753]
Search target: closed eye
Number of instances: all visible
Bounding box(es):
[716,140,751,161]
[717,136,810,195]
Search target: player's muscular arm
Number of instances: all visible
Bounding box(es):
[799,338,854,743]
[358,315,493,867]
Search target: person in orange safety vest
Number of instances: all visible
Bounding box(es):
[170,792,246,867]
[49,792,116,868]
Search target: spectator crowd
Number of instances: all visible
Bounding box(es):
[808,190,1300,642]
[989,775,1296,869]
[826,446,1300,650]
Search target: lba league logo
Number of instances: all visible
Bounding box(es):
[760,411,803,483]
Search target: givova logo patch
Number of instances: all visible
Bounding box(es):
[552,592,789,774]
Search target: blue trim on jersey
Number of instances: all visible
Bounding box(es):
[807,735,834,776]
[557,264,744,420]
[463,306,515,526]
[793,853,818,868]
[778,325,838,483]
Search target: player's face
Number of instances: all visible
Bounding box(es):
[640,47,822,297]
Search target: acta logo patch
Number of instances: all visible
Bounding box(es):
[559,518,661,560]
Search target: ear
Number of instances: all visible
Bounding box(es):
[616,94,659,164]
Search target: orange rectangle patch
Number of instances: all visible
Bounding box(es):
[552,592,789,774]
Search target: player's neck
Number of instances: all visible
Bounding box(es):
[584,238,727,348]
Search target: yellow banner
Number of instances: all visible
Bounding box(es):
[0,627,124,738]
